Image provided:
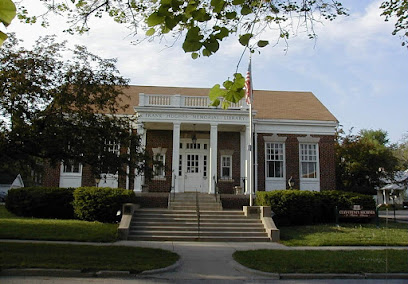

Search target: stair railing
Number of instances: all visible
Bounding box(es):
[213,175,219,202]
[195,188,200,239]
[168,174,176,209]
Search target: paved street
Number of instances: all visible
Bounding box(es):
[379,209,408,223]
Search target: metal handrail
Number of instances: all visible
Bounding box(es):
[213,175,219,202]
[196,188,200,239]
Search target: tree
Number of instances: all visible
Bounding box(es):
[16,0,349,107]
[0,35,146,184]
[336,128,399,195]
[380,0,408,48]
[393,133,408,169]
[0,0,16,45]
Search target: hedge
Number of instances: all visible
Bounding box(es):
[255,190,376,226]
[73,187,136,223]
[5,187,75,219]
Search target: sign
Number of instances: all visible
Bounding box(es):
[339,210,376,218]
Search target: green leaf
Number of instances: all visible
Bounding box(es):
[0,31,7,45]
[239,33,252,46]
[145,28,155,36]
[204,37,219,53]
[0,0,16,27]
[257,40,269,48]
[221,100,230,109]
[191,52,199,59]
[202,49,211,57]
[210,98,221,107]
[182,27,203,52]
[192,8,211,22]
[146,12,165,27]
[232,0,244,5]
[211,0,225,14]
[209,84,222,101]
[165,16,178,30]
[241,5,252,16]
[214,27,229,40]
[225,11,237,20]
[223,80,233,89]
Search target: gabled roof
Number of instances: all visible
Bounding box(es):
[118,85,338,122]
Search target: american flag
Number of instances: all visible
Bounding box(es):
[245,59,252,105]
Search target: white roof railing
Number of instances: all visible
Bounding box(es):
[139,93,246,109]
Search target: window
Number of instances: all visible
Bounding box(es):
[265,142,284,178]
[186,154,199,173]
[105,140,120,156]
[221,155,232,179]
[63,160,81,173]
[203,155,207,177]
[153,154,165,177]
[300,143,318,179]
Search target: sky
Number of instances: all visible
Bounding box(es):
[5,0,408,144]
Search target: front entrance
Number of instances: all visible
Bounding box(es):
[180,139,209,192]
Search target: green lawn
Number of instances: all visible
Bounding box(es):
[233,250,408,274]
[0,205,118,242]
[0,242,179,273]
[280,222,408,246]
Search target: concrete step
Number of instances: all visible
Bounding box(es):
[131,217,262,223]
[131,221,263,227]
[130,226,266,232]
[127,235,270,242]
[129,230,268,237]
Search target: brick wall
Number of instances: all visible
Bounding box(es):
[256,133,336,191]
[217,132,241,194]
[42,161,60,187]
[145,129,173,192]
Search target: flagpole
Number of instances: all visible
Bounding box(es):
[248,55,253,207]
[249,85,253,206]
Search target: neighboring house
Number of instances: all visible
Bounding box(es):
[42,85,338,193]
[0,173,24,201]
[377,170,408,206]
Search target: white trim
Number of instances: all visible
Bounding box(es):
[256,119,337,135]
[263,134,288,143]
[297,134,320,143]
[265,142,286,191]
[299,143,320,191]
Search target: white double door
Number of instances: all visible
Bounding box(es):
[180,139,209,193]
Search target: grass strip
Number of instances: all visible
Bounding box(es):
[0,206,117,242]
[233,250,408,274]
[280,222,408,246]
[0,242,179,273]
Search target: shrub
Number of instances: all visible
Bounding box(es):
[220,194,250,209]
[6,187,75,219]
[73,187,136,223]
[255,190,376,226]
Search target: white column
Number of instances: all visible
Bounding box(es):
[134,123,146,192]
[209,123,218,194]
[240,130,246,189]
[245,125,250,195]
[172,123,181,192]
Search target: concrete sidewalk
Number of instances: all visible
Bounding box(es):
[1,239,407,282]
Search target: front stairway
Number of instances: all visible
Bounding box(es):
[128,193,270,242]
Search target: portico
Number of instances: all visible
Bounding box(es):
[134,94,252,194]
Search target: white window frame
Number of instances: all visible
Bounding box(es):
[152,147,167,180]
[62,160,82,174]
[220,155,232,180]
[153,153,166,177]
[265,142,285,179]
[299,143,320,180]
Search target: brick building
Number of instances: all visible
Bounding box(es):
[44,85,338,193]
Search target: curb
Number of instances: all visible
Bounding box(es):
[141,259,181,275]
[232,260,408,280]
[0,260,181,278]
